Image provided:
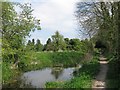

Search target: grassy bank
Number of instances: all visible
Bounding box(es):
[106,56,120,88]
[19,51,84,71]
[2,51,84,85]
[45,56,100,88]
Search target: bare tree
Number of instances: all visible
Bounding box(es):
[75,1,120,53]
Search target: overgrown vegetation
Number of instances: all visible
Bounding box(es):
[106,56,120,88]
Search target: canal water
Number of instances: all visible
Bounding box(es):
[20,67,75,88]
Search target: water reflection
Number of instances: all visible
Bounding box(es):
[51,67,63,79]
[21,67,75,88]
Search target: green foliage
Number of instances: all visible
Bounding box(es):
[2,2,41,63]
[2,51,85,85]
[69,39,81,51]
[46,81,65,88]
[26,39,43,51]
[44,31,66,51]
[106,57,120,88]
[51,31,66,51]
[78,58,100,77]
[17,51,52,71]
[3,51,83,73]
[2,3,41,84]
[50,51,84,67]
[76,3,120,88]
[2,62,20,85]
[35,39,43,51]
[43,37,89,53]
[63,74,91,88]
[43,38,53,51]
[76,2,120,55]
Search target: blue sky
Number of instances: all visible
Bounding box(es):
[9,0,81,44]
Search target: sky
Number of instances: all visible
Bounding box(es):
[7,0,118,44]
[9,0,81,44]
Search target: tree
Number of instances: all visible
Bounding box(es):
[35,39,43,51]
[51,31,66,51]
[32,39,35,45]
[30,39,35,50]
[2,2,41,63]
[76,2,120,86]
[26,40,32,50]
[27,40,32,46]
[69,39,81,51]
[43,38,54,51]
[64,38,70,50]
[75,2,120,54]
[47,38,52,44]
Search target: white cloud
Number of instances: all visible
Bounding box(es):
[11,0,81,44]
[31,0,80,33]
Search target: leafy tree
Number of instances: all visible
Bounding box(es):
[2,2,41,63]
[64,38,70,50]
[69,39,81,51]
[43,38,53,51]
[51,31,66,51]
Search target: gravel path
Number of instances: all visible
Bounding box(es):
[92,57,108,90]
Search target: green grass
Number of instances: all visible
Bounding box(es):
[49,51,84,67]
[45,57,100,88]
[19,51,84,71]
[19,51,53,71]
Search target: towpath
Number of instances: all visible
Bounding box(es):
[92,57,108,90]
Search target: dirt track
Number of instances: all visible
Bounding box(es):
[92,57,108,90]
